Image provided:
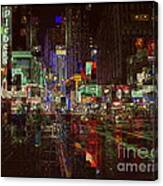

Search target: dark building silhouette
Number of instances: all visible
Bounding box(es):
[95,2,157,85]
[65,4,92,78]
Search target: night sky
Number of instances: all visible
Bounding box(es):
[27,3,103,43]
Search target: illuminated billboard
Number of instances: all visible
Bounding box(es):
[1,6,12,67]
[55,16,63,24]
[55,45,66,55]
[79,84,102,97]
[131,90,143,98]
[56,49,66,55]
[86,61,93,76]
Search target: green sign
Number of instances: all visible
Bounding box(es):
[12,51,32,58]
[79,84,102,97]
[131,90,143,98]
[13,58,30,69]
[86,62,93,75]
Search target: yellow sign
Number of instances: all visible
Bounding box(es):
[56,49,66,55]
[74,142,82,149]
[74,74,81,81]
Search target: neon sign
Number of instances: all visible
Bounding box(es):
[86,62,93,75]
[56,49,66,55]
[55,16,63,24]
[1,6,12,66]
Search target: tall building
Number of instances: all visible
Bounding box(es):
[95,2,157,85]
[11,6,43,88]
[43,21,67,84]
[65,4,92,79]
[12,5,31,51]
[94,1,158,178]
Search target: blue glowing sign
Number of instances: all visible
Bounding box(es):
[55,16,62,24]
[67,98,71,110]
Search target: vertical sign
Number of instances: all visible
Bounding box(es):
[1,6,12,91]
[1,6,12,67]
[86,62,93,76]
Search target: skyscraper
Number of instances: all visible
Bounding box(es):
[95,2,157,85]
[65,4,92,79]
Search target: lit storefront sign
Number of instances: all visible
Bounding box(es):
[131,90,143,98]
[86,61,93,75]
[73,74,81,81]
[112,101,122,107]
[12,51,32,58]
[56,49,66,55]
[11,52,31,84]
[12,90,27,98]
[12,68,22,74]
[12,58,30,68]
[1,6,12,67]
[55,45,66,55]
[81,97,96,103]
[12,68,28,85]
[131,85,155,101]
[79,84,102,97]
[131,85,155,98]
[142,85,155,93]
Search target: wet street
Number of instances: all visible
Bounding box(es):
[1,111,157,179]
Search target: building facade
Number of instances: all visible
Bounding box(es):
[95,2,157,85]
